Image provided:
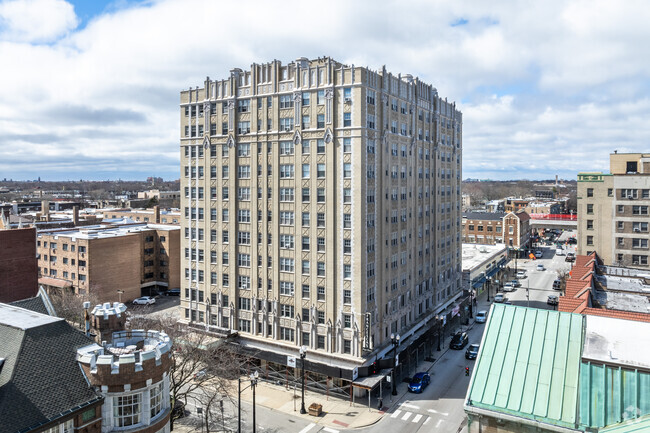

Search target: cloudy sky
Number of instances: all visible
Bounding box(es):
[1,0,649,181]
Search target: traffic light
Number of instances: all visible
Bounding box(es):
[370,362,378,375]
[465,367,470,376]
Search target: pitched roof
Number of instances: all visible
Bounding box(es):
[0,304,102,432]
[9,297,49,316]
[466,304,583,429]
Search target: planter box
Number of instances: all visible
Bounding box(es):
[308,403,322,416]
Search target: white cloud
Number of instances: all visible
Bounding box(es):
[0,0,77,43]
[0,0,650,180]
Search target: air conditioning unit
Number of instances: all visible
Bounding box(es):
[634,228,641,232]
[628,196,634,200]
[344,98,352,103]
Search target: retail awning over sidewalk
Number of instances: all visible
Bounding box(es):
[351,368,391,390]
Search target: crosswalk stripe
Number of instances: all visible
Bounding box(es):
[401,402,420,409]
[401,411,412,421]
[298,423,316,433]
[412,414,423,423]
[423,416,430,425]
[323,428,339,433]
[390,409,402,418]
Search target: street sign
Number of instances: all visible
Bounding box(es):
[287,356,296,368]
[363,313,372,350]
[352,367,359,381]
[396,354,399,366]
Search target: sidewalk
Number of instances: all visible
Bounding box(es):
[231,296,490,431]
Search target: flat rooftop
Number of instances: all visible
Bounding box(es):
[0,303,62,330]
[37,222,179,240]
[462,243,507,271]
[582,314,650,370]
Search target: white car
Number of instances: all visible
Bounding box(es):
[133,296,156,305]
[475,311,488,323]
[503,282,515,292]
[556,248,565,256]
[516,271,526,279]
[537,263,545,271]
[535,250,543,258]
[494,293,505,303]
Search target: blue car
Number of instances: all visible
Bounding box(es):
[408,372,431,393]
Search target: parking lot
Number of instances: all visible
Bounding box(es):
[496,230,576,310]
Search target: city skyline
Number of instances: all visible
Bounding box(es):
[1,0,650,181]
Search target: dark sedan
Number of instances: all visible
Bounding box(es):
[465,344,480,360]
[450,332,469,350]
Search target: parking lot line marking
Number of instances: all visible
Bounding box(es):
[390,409,402,418]
[401,411,412,421]
[412,414,423,423]
[423,417,430,425]
[298,423,315,433]
[401,402,420,409]
[323,428,339,433]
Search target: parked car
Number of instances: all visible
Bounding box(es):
[565,253,575,262]
[465,344,480,360]
[475,311,488,323]
[494,293,505,303]
[165,288,181,296]
[535,250,543,258]
[556,248,565,256]
[132,296,156,305]
[408,372,431,393]
[553,279,562,290]
[537,263,545,271]
[503,282,515,292]
[511,279,521,287]
[547,295,559,306]
[516,271,527,279]
[450,332,469,349]
[194,369,208,381]
[171,401,186,420]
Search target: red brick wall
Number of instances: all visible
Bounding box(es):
[0,228,38,302]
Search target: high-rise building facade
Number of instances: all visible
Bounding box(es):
[578,152,650,269]
[179,57,462,380]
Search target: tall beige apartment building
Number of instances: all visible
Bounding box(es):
[179,57,462,384]
[578,152,650,269]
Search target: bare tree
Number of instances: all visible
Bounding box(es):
[48,288,101,329]
[126,313,246,430]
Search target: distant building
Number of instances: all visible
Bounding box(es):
[465,304,650,432]
[578,152,650,269]
[0,227,38,303]
[559,252,650,322]
[461,211,531,254]
[504,197,529,213]
[102,206,181,225]
[461,243,507,298]
[36,223,180,302]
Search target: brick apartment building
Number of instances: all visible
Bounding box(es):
[36,223,180,302]
[461,211,531,253]
[102,206,181,225]
[0,227,38,303]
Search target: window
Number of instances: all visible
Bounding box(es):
[150,381,164,418]
[586,204,594,214]
[343,112,351,127]
[343,340,351,354]
[367,89,375,105]
[343,213,351,229]
[317,188,325,202]
[608,188,613,197]
[302,92,310,106]
[280,327,295,341]
[317,237,325,252]
[633,206,649,215]
[238,165,251,178]
[317,114,325,128]
[280,281,294,296]
[343,163,351,178]
[302,139,310,154]
[238,253,251,267]
[280,117,294,131]
[302,115,310,129]
[280,234,294,249]
[344,264,351,279]
[317,286,325,301]
[280,258,295,272]
[302,260,310,275]
[633,239,648,248]
[302,188,310,202]
[237,142,250,157]
[317,213,325,227]
[280,188,294,202]
[302,164,310,178]
[366,114,375,129]
[632,255,648,265]
[317,90,325,105]
[317,335,325,349]
[280,164,294,178]
[587,220,594,230]
[343,238,351,254]
[317,163,326,178]
[279,94,294,109]
[239,319,251,333]
[238,188,251,201]
[237,99,250,113]
[239,297,251,310]
[280,140,294,155]
[344,314,351,328]
[237,121,251,134]
[113,393,141,427]
[317,262,325,276]
[587,188,593,197]
[279,211,294,225]
[587,235,594,246]
[343,138,351,153]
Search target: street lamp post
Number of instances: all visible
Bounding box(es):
[436,316,441,351]
[486,277,491,302]
[391,333,400,396]
[250,371,259,433]
[299,345,307,414]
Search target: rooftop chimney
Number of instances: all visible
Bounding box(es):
[154,205,160,224]
[73,206,79,226]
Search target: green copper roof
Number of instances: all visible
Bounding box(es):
[600,415,650,432]
[467,304,584,429]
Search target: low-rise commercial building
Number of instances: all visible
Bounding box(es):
[465,304,650,432]
[461,243,507,298]
[462,211,531,255]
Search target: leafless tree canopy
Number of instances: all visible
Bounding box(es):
[48,288,101,330]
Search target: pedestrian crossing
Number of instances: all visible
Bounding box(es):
[388,402,445,425]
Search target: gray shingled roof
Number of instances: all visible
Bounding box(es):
[9,297,49,316]
[462,212,506,221]
[0,305,102,433]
